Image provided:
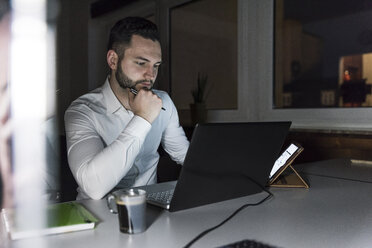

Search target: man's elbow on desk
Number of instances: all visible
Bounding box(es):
[86,191,106,200]
[79,182,110,200]
[76,172,114,200]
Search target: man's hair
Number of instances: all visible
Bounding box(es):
[0,0,10,21]
[107,16,159,59]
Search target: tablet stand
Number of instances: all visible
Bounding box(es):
[269,145,309,188]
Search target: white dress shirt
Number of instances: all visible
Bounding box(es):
[64,78,189,200]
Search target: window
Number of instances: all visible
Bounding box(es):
[170,0,238,111]
[274,0,372,109]
[252,0,372,130]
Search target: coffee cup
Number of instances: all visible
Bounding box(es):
[107,189,147,234]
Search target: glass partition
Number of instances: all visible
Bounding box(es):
[170,0,237,110]
[275,0,372,108]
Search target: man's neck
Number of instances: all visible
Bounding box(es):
[108,75,131,110]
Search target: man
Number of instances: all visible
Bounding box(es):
[65,17,189,200]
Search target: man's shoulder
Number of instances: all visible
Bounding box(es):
[152,89,175,111]
[67,87,106,113]
[152,89,171,101]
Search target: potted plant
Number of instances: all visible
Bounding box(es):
[190,72,210,125]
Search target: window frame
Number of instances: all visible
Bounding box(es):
[253,0,372,131]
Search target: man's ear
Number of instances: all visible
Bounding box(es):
[107,50,118,70]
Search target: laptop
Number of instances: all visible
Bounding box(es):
[116,122,291,212]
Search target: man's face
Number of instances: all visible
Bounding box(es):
[115,34,162,91]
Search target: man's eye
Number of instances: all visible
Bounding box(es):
[154,65,160,70]
[135,62,145,66]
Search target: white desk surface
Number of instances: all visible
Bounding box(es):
[2,159,372,248]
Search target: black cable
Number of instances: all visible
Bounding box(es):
[182,187,273,248]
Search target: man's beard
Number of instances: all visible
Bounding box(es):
[115,63,154,90]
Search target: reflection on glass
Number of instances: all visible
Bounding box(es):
[171,0,237,110]
[339,53,372,107]
[274,0,372,108]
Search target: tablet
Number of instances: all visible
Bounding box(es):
[269,142,303,180]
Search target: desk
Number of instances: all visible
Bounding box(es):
[2,159,372,248]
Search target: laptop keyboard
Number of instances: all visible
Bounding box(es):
[147,189,174,205]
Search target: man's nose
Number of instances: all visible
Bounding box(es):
[144,66,156,80]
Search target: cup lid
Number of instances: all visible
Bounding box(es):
[114,188,146,204]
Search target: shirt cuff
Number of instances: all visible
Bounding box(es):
[122,115,152,141]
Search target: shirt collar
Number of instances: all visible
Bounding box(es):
[102,77,122,114]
